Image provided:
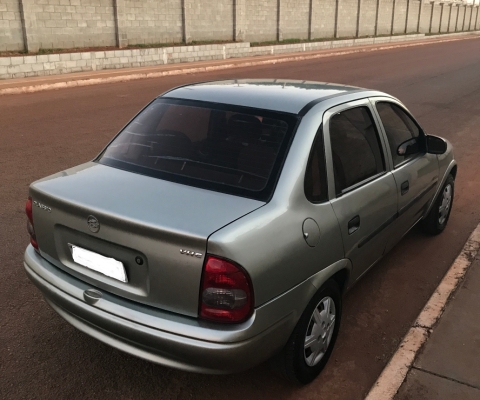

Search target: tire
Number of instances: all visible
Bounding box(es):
[421,174,455,235]
[276,279,342,384]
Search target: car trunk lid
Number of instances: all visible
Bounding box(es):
[29,162,264,317]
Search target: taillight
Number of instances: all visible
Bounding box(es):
[199,255,254,323]
[25,197,38,250]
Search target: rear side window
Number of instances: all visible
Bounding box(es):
[329,106,385,195]
[305,126,328,203]
[376,102,422,167]
[99,99,298,201]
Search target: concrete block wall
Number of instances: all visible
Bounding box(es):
[465,6,472,30]
[470,7,477,30]
[311,0,336,39]
[430,4,441,34]
[186,0,234,41]
[244,0,277,42]
[458,6,464,31]
[393,0,408,34]
[449,5,458,32]
[1,0,479,55]
[358,0,377,37]
[377,0,394,35]
[458,5,465,31]
[439,4,448,33]
[279,0,309,40]
[0,0,23,51]
[121,0,183,46]
[407,1,421,33]
[460,6,467,31]
[23,0,116,52]
[337,0,359,38]
[476,7,480,30]
[419,3,431,33]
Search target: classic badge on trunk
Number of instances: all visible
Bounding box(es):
[87,215,100,233]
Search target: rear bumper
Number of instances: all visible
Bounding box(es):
[24,245,294,374]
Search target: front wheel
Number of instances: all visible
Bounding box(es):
[276,280,342,384]
[421,174,455,235]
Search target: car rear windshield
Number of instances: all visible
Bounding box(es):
[98,98,299,201]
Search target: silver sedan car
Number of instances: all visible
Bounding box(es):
[24,80,456,384]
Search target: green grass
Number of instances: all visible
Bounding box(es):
[126,40,234,49]
[425,29,479,36]
[251,38,331,47]
[250,32,423,47]
[37,48,68,55]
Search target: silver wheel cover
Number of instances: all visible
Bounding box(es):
[438,184,452,225]
[304,296,336,367]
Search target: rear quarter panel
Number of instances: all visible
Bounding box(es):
[207,102,345,308]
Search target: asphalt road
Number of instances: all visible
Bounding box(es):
[1,37,480,400]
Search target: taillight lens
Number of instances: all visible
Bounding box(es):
[199,256,254,323]
[25,197,38,250]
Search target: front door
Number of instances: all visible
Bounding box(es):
[324,100,398,282]
[371,99,439,252]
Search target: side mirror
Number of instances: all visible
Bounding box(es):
[397,138,419,157]
[426,135,447,155]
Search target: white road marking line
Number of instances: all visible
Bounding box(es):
[365,223,480,400]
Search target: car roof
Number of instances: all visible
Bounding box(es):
[161,79,387,114]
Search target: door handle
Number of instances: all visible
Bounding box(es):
[401,180,409,195]
[348,215,360,235]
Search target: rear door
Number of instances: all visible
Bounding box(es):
[370,98,439,251]
[323,100,398,282]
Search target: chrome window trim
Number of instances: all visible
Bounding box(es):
[392,152,425,170]
[336,171,388,197]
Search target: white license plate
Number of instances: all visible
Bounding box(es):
[69,244,128,283]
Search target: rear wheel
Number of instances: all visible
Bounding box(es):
[276,280,341,384]
[421,174,454,235]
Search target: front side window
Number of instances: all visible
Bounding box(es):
[329,106,385,195]
[376,102,422,167]
[98,99,298,201]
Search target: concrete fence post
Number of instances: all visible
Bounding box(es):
[374,0,380,36]
[417,0,423,33]
[356,0,362,37]
[455,6,460,32]
[113,0,128,48]
[469,5,473,31]
[308,0,314,40]
[20,0,41,52]
[391,0,396,35]
[475,5,480,30]
[18,0,28,53]
[277,0,282,41]
[405,0,410,34]
[233,0,246,41]
[447,3,452,33]
[181,0,190,43]
[439,3,444,33]
[429,1,434,34]
[334,0,340,38]
[462,5,467,31]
